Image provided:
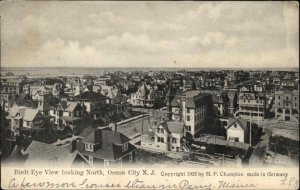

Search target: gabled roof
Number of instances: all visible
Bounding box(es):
[156,121,184,134]
[226,118,247,130]
[64,102,80,112]
[166,122,184,133]
[23,109,41,121]
[17,93,30,102]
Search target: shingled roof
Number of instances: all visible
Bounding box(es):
[73,91,106,100]
[78,127,135,161]
[22,141,85,167]
[226,117,247,130]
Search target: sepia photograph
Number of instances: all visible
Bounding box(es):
[0,1,299,189]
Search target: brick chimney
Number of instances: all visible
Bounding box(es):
[70,139,77,153]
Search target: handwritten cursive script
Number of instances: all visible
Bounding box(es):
[7,177,257,190]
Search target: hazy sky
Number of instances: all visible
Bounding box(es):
[0,1,299,68]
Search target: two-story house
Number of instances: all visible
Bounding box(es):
[49,101,85,130]
[224,117,248,143]
[9,105,46,140]
[70,91,107,114]
[141,121,185,152]
[130,84,155,108]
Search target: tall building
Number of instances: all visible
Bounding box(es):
[274,90,299,123]
[169,90,211,137]
[237,92,266,123]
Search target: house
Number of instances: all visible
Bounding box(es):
[10,106,44,130]
[49,101,85,130]
[30,86,52,101]
[9,106,48,141]
[10,141,90,167]
[203,90,229,117]
[224,118,248,143]
[77,127,136,167]
[36,94,59,117]
[130,84,155,108]
[70,91,106,114]
[280,79,296,90]
[141,121,184,152]
[100,85,131,119]
[0,93,17,112]
[16,93,34,108]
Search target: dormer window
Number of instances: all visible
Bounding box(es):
[85,143,94,152]
[122,143,128,152]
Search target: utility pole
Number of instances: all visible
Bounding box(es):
[222,153,225,167]
[257,97,260,126]
[141,106,144,132]
[249,109,252,147]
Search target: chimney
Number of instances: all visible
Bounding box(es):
[181,99,186,122]
[70,139,77,153]
[109,123,117,132]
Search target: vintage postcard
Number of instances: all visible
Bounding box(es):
[0,1,299,189]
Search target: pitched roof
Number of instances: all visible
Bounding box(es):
[156,121,184,134]
[73,91,106,100]
[23,109,41,121]
[65,102,80,112]
[226,117,247,130]
[166,122,184,133]
[78,127,135,161]
[23,141,80,167]
[82,129,102,144]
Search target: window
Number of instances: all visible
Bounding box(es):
[234,123,237,128]
[295,97,297,101]
[185,125,191,131]
[53,110,56,114]
[172,138,177,143]
[187,115,190,121]
[286,97,289,100]
[295,103,297,107]
[278,102,280,106]
[69,112,72,117]
[85,143,93,152]
[157,137,164,143]
[160,128,164,134]
[278,96,280,100]
[187,108,190,113]
[122,143,128,152]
